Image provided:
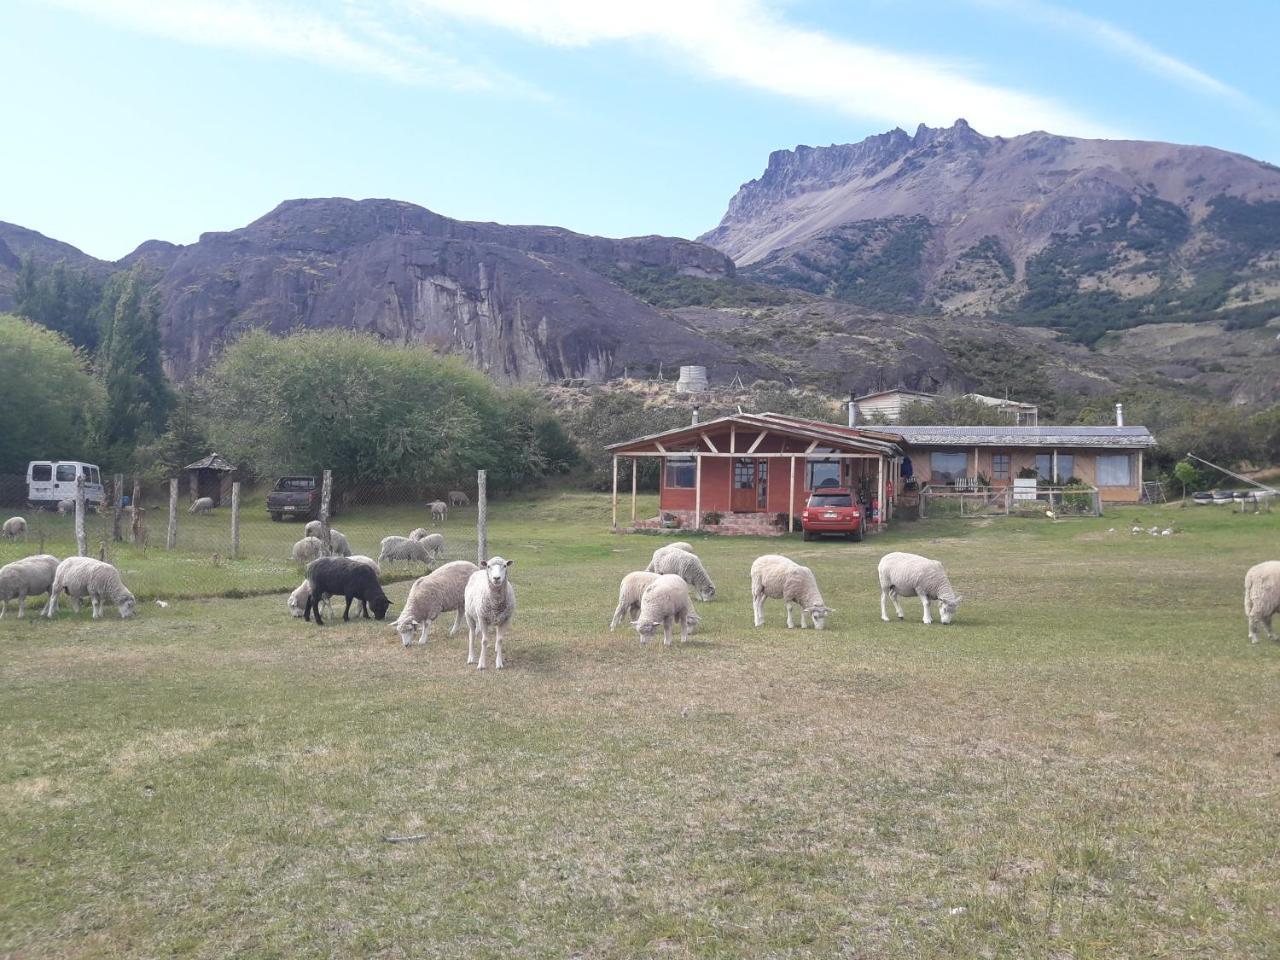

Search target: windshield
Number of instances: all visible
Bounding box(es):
[809,493,852,507]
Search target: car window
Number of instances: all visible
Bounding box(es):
[809,493,852,507]
[278,478,315,491]
[89,467,101,484]
[31,464,52,482]
[56,464,77,481]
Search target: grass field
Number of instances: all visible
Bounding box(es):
[2,493,1278,958]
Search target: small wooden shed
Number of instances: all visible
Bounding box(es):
[184,453,236,507]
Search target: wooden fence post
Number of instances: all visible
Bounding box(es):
[230,482,241,560]
[788,455,797,533]
[112,473,124,542]
[75,475,87,557]
[631,458,638,524]
[611,456,619,533]
[476,470,487,565]
[130,480,143,544]
[318,470,332,555]
[167,478,178,550]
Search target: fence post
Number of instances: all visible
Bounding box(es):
[75,474,87,557]
[130,480,143,544]
[167,478,178,550]
[476,469,487,565]
[318,470,332,555]
[230,482,241,560]
[112,473,124,542]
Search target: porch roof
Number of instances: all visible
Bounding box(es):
[889,425,1156,448]
[606,413,902,456]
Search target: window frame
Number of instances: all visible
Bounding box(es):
[930,451,968,484]
[991,453,1011,481]
[1095,454,1133,487]
[664,455,697,490]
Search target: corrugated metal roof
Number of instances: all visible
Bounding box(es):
[889,426,1156,447]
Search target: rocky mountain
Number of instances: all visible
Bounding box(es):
[700,120,1280,344]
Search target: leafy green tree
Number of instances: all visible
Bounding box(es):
[13,255,104,351]
[895,396,1011,426]
[1172,460,1200,500]
[0,314,106,473]
[564,391,689,490]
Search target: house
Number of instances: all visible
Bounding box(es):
[605,413,902,534]
[962,393,1039,426]
[853,388,1038,425]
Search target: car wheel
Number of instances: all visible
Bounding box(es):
[802,529,814,541]
[270,512,282,522]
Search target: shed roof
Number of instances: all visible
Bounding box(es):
[605,413,901,456]
[183,452,236,471]
[890,426,1156,448]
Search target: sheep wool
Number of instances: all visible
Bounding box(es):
[0,554,59,619]
[610,570,660,631]
[631,573,700,646]
[464,557,515,669]
[648,548,716,601]
[44,556,136,620]
[379,536,432,565]
[1244,560,1280,644]
[750,554,832,630]
[644,542,694,572]
[189,497,214,514]
[2,516,27,541]
[877,552,962,625]
[392,560,481,646]
[292,536,327,564]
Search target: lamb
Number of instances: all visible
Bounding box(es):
[291,536,327,564]
[392,560,481,646]
[302,521,352,557]
[0,554,59,619]
[750,554,833,630]
[303,557,391,625]
[429,500,448,522]
[878,551,963,625]
[644,542,694,571]
[448,490,470,508]
[287,555,380,618]
[1244,560,1280,644]
[631,573,700,646]
[464,557,515,669]
[44,556,136,619]
[610,570,660,631]
[648,547,716,601]
[189,497,214,514]
[379,535,432,566]
[2,516,27,541]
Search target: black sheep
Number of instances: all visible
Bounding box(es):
[304,557,391,624]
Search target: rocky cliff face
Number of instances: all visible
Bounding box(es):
[701,121,1280,342]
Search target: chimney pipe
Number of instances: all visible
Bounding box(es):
[1115,402,1124,427]
[691,404,700,426]
[848,392,857,428]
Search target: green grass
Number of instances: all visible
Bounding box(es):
[2,493,1278,958]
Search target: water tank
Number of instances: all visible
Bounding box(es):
[675,365,708,393]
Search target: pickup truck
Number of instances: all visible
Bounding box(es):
[266,476,334,521]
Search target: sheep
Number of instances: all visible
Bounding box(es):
[379,535,432,566]
[610,570,660,631]
[2,516,27,541]
[56,498,75,515]
[0,554,59,619]
[407,529,444,559]
[392,560,481,647]
[643,542,694,571]
[429,500,448,522]
[189,497,215,514]
[44,556,136,620]
[648,547,716,601]
[292,536,327,564]
[878,551,962,625]
[448,490,470,508]
[287,555,381,618]
[750,554,833,630]
[1244,560,1280,644]
[409,527,429,540]
[348,554,381,576]
[464,557,515,669]
[302,521,352,557]
[303,557,391,625]
[631,573,700,646]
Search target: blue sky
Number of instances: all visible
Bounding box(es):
[3,0,1277,260]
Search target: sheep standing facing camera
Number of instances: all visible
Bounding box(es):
[464,557,515,669]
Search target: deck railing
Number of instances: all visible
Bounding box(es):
[919,483,1102,519]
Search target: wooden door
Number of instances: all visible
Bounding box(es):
[732,459,758,512]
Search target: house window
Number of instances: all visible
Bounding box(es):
[1036,454,1052,482]
[1037,453,1075,483]
[1096,454,1133,486]
[806,459,841,490]
[664,456,696,489]
[1057,455,1075,483]
[930,452,967,483]
[991,454,1011,480]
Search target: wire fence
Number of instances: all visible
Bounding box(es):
[920,484,1103,519]
[0,471,486,602]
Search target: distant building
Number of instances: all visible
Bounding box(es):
[853,388,1038,426]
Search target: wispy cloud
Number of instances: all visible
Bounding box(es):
[403,0,1118,137]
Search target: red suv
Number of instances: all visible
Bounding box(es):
[801,488,864,541]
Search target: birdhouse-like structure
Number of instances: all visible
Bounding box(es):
[183,453,237,507]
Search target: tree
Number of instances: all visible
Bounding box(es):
[0,314,106,473]
[13,255,104,351]
[1172,460,1199,500]
[895,396,1010,426]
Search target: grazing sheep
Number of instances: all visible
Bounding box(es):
[1244,560,1280,644]
[302,521,352,557]
[347,554,381,576]
[644,542,694,571]
[464,557,515,669]
[291,536,327,564]
[430,500,448,522]
[287,555,380,618]
[409,527,429,541]
[56,498,76,515]
[44,556,136,620]
[648,547,716,601]
[878,552,962,625]
[392,560,481,646]
[304,557,391,625]
[2,516,27,541]
[379,535,432,566]
[610,570,660,631]
[631,573,700,646]
[750,554,833,630]
[448,490,470,508]
[0,554,59,619]
[189,497,215,514]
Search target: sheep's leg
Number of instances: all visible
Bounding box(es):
[800,607,809,629]
[880,588,889,622]
[466,615,478,664]
[921,595,933,625]
[417,617,432,644]
[610,600,627,632]
[752,591,765,627]
[44,590,58,618]
[448,609,463,637]
[889,588,905,620]
[679,613,689,645]
[785,602,795,629]
[71,595,82,614]
[17,589,30,618]
[0,599,5,620]
[91,593,103,619]
[662,616,673,647]
[476,621,489,670]
[494,622,505,670]
[342,595,354,622]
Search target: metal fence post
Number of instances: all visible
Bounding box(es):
[112,473,124,542]
[167,478,178,550]
[476,469,487,565]
[75,475,87,557]
[231,481,241,560]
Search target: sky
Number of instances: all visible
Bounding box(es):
[2,0,1277,261]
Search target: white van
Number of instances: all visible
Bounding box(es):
[27,460,106,509]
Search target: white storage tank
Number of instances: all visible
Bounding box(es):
[675,365,708,393]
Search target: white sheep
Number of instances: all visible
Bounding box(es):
[631,573,700,646]
[750,554,833,630]
[429,500,448,522]
[448,490,470,508]
[408,530,447,560]
[291,536,327,564]
[44,556,136,619]
[302,521,352,557]
[610,570,660,631]
[379,535,432,566]
[0,554,59,619]
[408,527,429,541]
[648,547,716,601]
[392,560,481,646]
[56,498,76,515]
[878,551,962,625]
[189,497,215,514]
[287,555,380,618]
[464,557,515,669]
[644,542,694,571]
[1244,560,1280,644]
[348,554,381,576]
[2,516,27,541]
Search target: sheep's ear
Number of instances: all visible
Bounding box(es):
[504,559,514,567]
